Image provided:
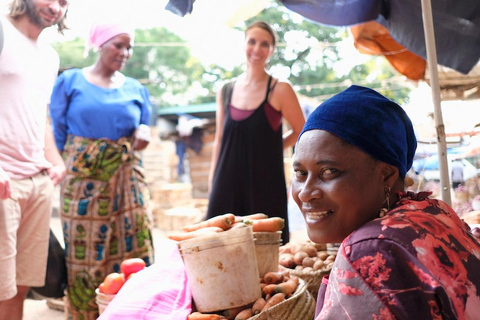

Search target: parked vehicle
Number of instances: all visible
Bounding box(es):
[413,154,478,182]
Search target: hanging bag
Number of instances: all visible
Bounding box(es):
[30,229,68,299]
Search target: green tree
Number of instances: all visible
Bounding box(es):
[124,27,206,107]
[52,38,96,71]
[239,1,411,104]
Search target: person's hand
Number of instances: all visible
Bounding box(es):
[132,138,149,151]
[47,164,66,186]
[132,124,151,151]
[0,166,11,199]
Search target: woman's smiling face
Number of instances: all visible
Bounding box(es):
[291,130,387,244]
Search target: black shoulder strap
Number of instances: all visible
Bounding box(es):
[263,76,273,101]
[221,81,235,111]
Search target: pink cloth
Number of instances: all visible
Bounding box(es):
[98,239,192,320]
[84,21,134,56]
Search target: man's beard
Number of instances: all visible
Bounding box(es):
[25,0,58,29]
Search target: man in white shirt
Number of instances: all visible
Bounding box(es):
[0,1,68,319]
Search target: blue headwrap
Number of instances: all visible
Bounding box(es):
[299,85,417,178]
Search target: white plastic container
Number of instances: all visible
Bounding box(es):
[95,288,116,315]
[253,231,282,278]
[178,226,261,312]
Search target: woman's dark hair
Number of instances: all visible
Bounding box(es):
[245,20,277,47]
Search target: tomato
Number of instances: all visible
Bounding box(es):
[120,258,146,278]
[102,272,125,294]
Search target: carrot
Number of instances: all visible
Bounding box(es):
[222,306,245,319]
[234,213,269,223]
[273,277,299,296]
[168,227,223,241]
[262,293,286,311]
[183,213,235,232]
[246,217,285,232]
[234,308,253,320]
[229,222,248,230]
[263,271,284,284]
[262,284,276,295]
[251,297,266,315]
[188,312,227,320]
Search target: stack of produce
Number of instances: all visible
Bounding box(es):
[279,240,336,300]
[187,271,314,320]
[95,258,146,314]
[167,213,285,241]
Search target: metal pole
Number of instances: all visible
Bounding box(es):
[420,0,452,205]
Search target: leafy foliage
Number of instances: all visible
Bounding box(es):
[51,2,412,109]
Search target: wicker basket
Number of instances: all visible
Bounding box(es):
[288,266,332,301]
[249,278,315,320]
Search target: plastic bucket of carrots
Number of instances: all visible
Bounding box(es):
[254,231,282,278]
[95,288,116,315]
[179,226,261,313]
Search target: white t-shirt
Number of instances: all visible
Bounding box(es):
[0,15,59,179]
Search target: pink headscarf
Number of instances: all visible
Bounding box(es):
[84,21,135,57]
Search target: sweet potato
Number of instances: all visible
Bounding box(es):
[263,271,284,285]
[234,308,253,320]
[273,277,299,296]
[222,306,245,319]
[168,227,223,241]
[188,312,227,320]
[229,222,248,230]
[183,213,235,232]
[262,293,286,311]
[247,217,285,232]
[262,284,277,295]
[234,213,269,223]
[252,297,266,315]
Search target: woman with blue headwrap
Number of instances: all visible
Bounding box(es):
[292,85,480,319]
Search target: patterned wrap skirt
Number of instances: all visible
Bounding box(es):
[60,135,155,320]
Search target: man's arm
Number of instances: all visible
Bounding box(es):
[0,166,11,199]
[44,119,66,186]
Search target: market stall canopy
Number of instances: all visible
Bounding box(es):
[280,0,480,75]
[350,21,426,81]
[165,0,269,27]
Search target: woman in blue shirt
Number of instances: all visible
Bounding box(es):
[49,21,154,320]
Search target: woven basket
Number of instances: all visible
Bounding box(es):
[288,266,332,301]
[249,278,315,320]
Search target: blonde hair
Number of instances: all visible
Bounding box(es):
[8,0,68,34]
[246,21,277,47]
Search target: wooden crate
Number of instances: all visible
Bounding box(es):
[152,205,205,232]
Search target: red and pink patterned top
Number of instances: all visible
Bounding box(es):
[316,191,480,320]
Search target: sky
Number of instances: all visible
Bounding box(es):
[0,0,255,67]
[1,0,366,70]
[1,0,372,73]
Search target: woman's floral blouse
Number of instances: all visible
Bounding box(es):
[315,192,480,320]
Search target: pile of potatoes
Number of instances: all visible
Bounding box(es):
[278,240,336,272]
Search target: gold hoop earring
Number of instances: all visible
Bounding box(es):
[379,187,391,218]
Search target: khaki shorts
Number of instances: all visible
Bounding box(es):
[0,171,54,301]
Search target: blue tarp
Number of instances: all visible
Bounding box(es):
[280,0,480,74]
